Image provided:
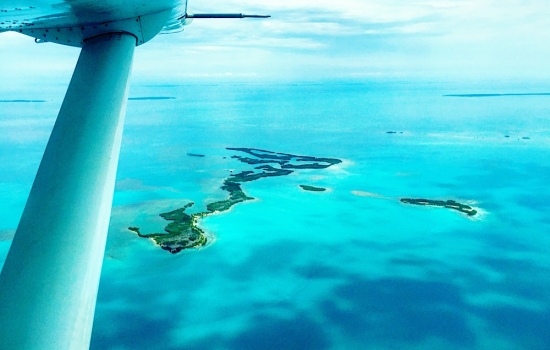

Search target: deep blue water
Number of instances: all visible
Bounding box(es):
[1,81,549,349]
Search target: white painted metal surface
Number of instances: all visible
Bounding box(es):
[0,0,183,32]
[0,32,136,350]
[19,9,173,46]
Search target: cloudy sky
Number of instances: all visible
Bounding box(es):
[1,0,550,83]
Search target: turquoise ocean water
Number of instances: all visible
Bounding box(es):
[1,81,550,349]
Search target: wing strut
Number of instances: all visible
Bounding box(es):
[0,32,136,350]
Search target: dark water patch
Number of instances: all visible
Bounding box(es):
[388,256,439,267]
[475,256,550,302]
[473,306,550,350]
[444,93,550,98]
[321,276,475,347]
[0,99,47,103]
[453,257,550,345]
[128,97,176,101]
[348,238,441,253]
[294,264,343,279]
[228,314,330,350]
[91,310,174,350]
[479,231,534,253]
[514,193,550,211]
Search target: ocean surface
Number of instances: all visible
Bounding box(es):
[1,80,550,349]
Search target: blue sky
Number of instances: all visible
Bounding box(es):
[1,0,550,83]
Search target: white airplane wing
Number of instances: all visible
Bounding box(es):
[0,0,186,45]
[0,0,183,29]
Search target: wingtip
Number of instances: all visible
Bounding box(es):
[244,14,271,18]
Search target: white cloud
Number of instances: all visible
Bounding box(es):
[2,0,550,81]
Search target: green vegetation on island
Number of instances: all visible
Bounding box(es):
[228,147,342,169]
[300,185,327,192]
[129,203,207,254]
[206,180,254,212]
[400,198,477,216]
[130,147,342,253]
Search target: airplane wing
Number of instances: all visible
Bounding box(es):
[0,0,184,29]
[0,0,186,45]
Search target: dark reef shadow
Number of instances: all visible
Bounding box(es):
[320,276,476,347]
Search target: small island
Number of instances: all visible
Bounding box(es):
[129,203,207,253]
[300,185,326,192]
[130,147,342,253]
[400,198,477,216]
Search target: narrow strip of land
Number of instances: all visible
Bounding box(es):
[400,198,477,216]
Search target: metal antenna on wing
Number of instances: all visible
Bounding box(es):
[183,13,271,19]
